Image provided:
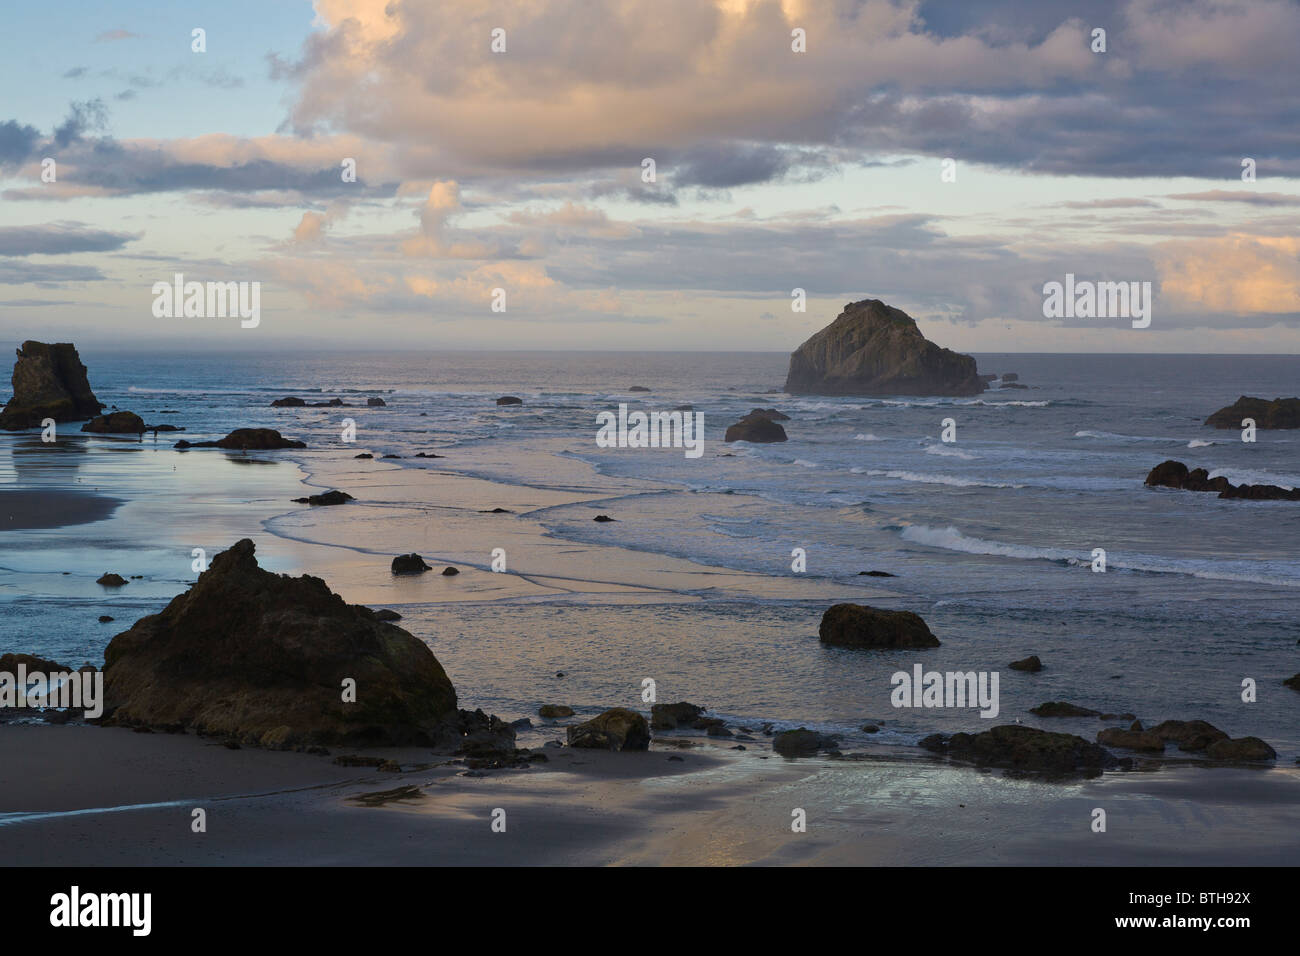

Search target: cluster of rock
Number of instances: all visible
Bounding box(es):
[784,300,985,397]
[920,725,1117,777]
[175,428,306,450]
[0,341,102,429]
[1204,396,1300,429]
[1145,460,1300,500]
[270,396,388,408]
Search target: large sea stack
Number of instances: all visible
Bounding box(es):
[101,539,458,749]
[784,300,984,396]
[0,341,103,430]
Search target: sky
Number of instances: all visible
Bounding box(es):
[1,0,1298,353]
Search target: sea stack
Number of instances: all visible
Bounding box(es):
[784,299,984,396]
[0,341,103,430]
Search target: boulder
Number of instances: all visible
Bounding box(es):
[97,573,128,587]
[1001,373,1019,382]
[724,413,788,443]
[1030,701,1100,717]
[784,299,984,397]
[593,514,616,522]
[1204,736,1277,761]
[82,411,145,434]
[858,570,896,577]
[745,407,790,422]
[367,397,387,407]
[291,490,353,506]
[373,609,402,621]
[1146,719,1228,752]
[1009,655,1043,672]
[1145,460,1299,500]
[773,728,840,757]
[391,553,431,575]
[628,386,651,392]
[175,428,306,450]
[440,567,459,576]
[538,704,574,718]
[1096,728,1165,752]
[1205,396,1300,429]
[496,396,523,406]
[566,707,650,751]
[0,341,103,429]
[270,397,347,408]
[100,539,458,747]
[650,701,706,730]
[818,603,940,648]
[1284,673,1300,691]
[920,725,1117,776]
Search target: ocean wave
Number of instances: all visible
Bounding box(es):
[923,444,977,460]
[792,459,819,468]
[899,524,1300,586]
[1187,439,1215,448]
[866,470,1024,489]
[853,433,884,442]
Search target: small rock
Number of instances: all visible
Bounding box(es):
[98,615,114,623]
[593,514,616,522]
[391,553,431,575]
[538,704,574,718]
[97,573,128,587]
[496,396,523,406]
[1009,655,1043,672]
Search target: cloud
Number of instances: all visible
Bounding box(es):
[0,261,106,284]
[1166,190,1300,207]
[1154,234,1300,315]
[0,223,139,256]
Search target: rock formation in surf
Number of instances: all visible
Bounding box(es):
[0,341,103,430]
[784,300,984,397]
[1145,460,1300,500]
[1205,396,1300,429]
[100,539,459,748]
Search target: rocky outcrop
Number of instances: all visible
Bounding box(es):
[1205,396,1300,429]
[367,397,387,407]
[784,300,984,397]
[1096,727,1165,751]
[538,704,574,718]
[1284,674,1300,691]
[97,573,128,587]
[566,707,650,751]
[81,411,145,434]
[0,341,103,430]
[745,408,790,422]
[496,396,523,406]
[650,701,706,730]
[291,490,353,506]
[1009,655,1043,672]
[1146,719,1228,752]
[271,397,346,407]
[1030,701,1100,717]
[724,412,787,443]
[100,539,458,748]
[175,429,306,450]
[920,725,1117,776]
[1145,460,1300,500]
[818,603,940,648]
[773,728,840,756]
[1204,736,1277,761]
[391,553,431,575]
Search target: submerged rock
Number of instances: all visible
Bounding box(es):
[1009,655,1044,672]
[367,397,387,407]
[496,396,523,406]
[0,341,103,430]
[82,411,145,434]
[858,570,896,577]
[1205,396,1300,429]
[271,397,347,408]
[1284,673,1300,691]
[650,701,706,730]
[818,603,940,648]
[440,566,459,576]
[1030,701,1101,717]
[773,728,839,757]
[97,573,128,587]
[593,514,616,522]
[724,412,787,443]
[391,553,431,575]
[1096,728,1165,752]
[291,490,353,506]
[784,299,984,397]
[100,539,458,747]
[538,704,574,718]
[566,707,650,751]
[175,428,306,450]
[920,725,1116,776]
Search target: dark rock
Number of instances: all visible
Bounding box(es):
[1030,701,1101,718]
[440,567,459,576]
[566,707,650,751]
[672,404,693,411]
[1096,728,1165,752]
[979,374,997,383]
[373,609,402,622]
[818,602,940,648]
[509,717,533,729]
[291,490,353,506]
[650,701,705,730]
[97,573,128,587]
[101,539,458,747]
[98,615,114,623]
[383,454,401,459]
[0,341,103,430]
[773,728,839,757]
[628,386,651,392]
[1001,382,1029,389]
[784,299,984,397]
[496,396,523,406]
[861,724,880,733]
[593,514,616,522]
[1146,719,1229,752]
[920,725,1116,776]
[271,397,348,408]
[391,553,431,575]
[724,413,787,443]
[367,398,387,407]
[1204,736,1277,761]
[745,407,790,422]
[480,507,512,513]
[354,453,373,459]
[1001,373,1019,382]
[145,423,184,432]
[414,452,443,458]
[1205,396,1300,430]
[175,428,306,450]
[538,704,574,718]
[82,411,145,434]
[858,570,896,577]
[1284,673,1300,691]
[1009,655,1043,672]
[706,725,734,737]
[1145,459,1300,500]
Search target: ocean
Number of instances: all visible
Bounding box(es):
[2,351,1297,757]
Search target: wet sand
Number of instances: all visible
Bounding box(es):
[0,490,122,531]
[2,723,1296,866]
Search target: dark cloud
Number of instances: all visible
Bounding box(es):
[0,261,105,284]
[53,100,108,148]
[1167,190,1300,206]
[0,224,138,256]
[0,120,41,163]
